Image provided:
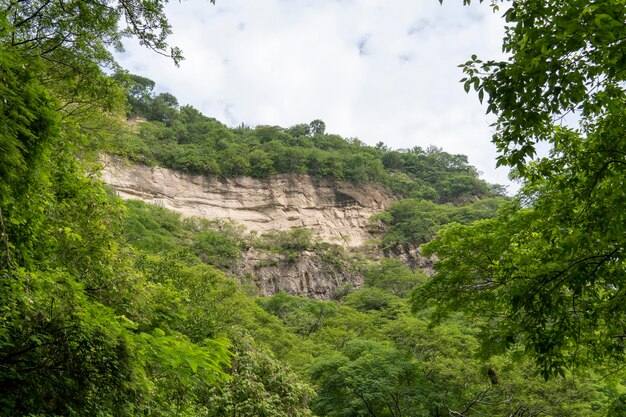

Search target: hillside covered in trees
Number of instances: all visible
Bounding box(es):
[1,0,625,416]
[106,71,506,204]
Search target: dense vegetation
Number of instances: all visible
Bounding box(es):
[1,0,625,416]
[421,0,626,381]
[371,197,506,249]
[0,25,234,417]
[119,200,621,417]
[106,72,504,204]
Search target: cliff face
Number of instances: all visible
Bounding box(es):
[101,157,394,247]
[234,248,366,300]
[99,158,437,299]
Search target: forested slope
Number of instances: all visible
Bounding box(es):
[106,72,506,204]
[1,0,624,416]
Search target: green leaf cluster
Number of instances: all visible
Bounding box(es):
[421,0,626,380]
[123,200,244,268]
[0,6,238,414]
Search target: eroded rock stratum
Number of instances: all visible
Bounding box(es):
[101,156,394,247]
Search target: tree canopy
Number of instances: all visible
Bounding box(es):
[0,1,240,415]
[2,0,624,413]
[104,84,503,203]
[3,0,207,66]
[420,0,626,378]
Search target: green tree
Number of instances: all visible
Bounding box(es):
[259,292,339,337]
[422,0,626,377]
[364,259,426,296]
[204,333,314,417]
[608,395,626,417]
[3,0,197,123]
[310,339,431,417]
[4,0,205,66]
[148,92,180,125]
[114,72,157,117]
[0,2,237,415]
[383,315,603,416]
[249,148,276,177]
[0,57,231,415]
[309,119,326,136]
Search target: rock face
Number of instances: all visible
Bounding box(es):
[101,156,394,247]
[385,244,435,275]
[234,249,364,300]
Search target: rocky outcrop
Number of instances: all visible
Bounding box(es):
[101,156,394,247]
[384,244,435,275]
[234,248,365,299]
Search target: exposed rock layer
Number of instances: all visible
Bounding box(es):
[101,157,394,247]
[234,249,365,300]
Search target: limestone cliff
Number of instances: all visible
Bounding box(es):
[101,156,394,247]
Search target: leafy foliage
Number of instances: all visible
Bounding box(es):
[254,228,315,262]
[5,0,207,68]
[123,200,244,268]
[105,83,504,203]
[417,194,625,379]
[421,0,626,378]
[204,332,314,417]
[0,4,238,414]
[1,0,622,413]
[310,339,430,417]
[373,197,506,248]
[363,258,426,296]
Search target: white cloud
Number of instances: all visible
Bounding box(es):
[115,0,517,191]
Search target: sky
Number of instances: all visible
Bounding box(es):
[115,0,517,191]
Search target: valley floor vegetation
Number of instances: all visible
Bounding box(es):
[1,0,625,416]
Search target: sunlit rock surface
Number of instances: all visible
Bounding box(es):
[101,156,393,247]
